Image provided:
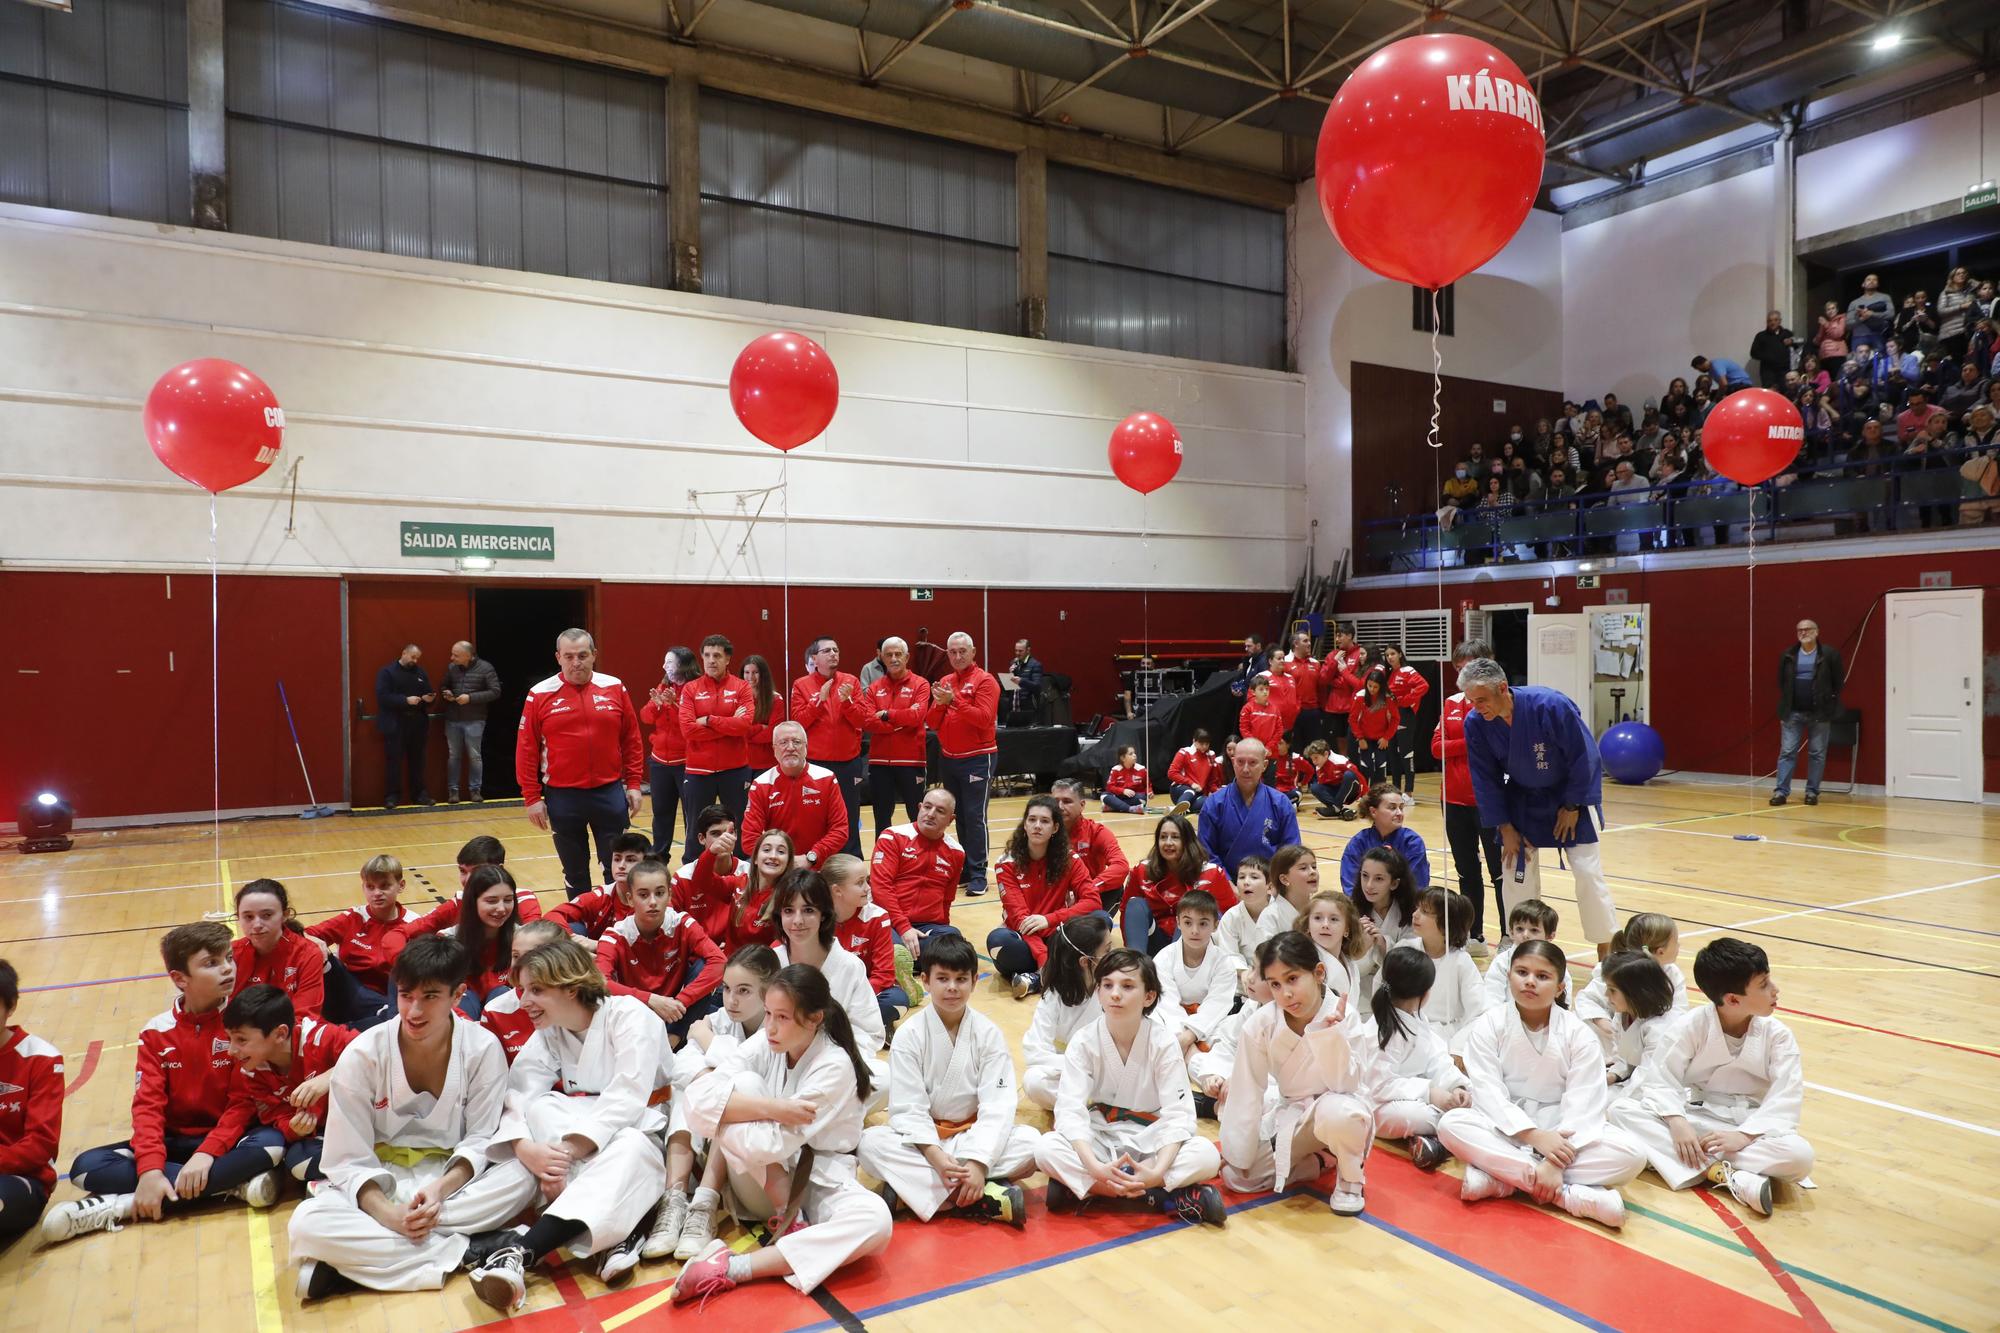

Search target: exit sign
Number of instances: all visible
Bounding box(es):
[910,588,934,601]
[1966,181,1999,212]
[1575,574,1600,589]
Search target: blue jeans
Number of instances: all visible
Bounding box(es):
[1102,791,1146,813]
[445,719,485,797]
[321,955,395,1029]
[680,766,751,861]
[1169,783,1203,808]
[942,752,995,886]
[71,1127,285,1197]
[546,781,631,898]
[1121,897,1174,953]
[648,758,685,858]
[1775,712,1830,797]
[876,984,911,1031]
[819,754,869,858]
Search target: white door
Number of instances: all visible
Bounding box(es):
[1528,614,1590,706]
[1885,590,1983,802]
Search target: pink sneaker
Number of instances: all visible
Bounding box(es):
[670,1239,737,1306]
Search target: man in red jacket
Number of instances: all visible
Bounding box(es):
[740,721,850,869]
[862,636,930,835]
[1051,779,1133,913]
[516,629,645,900]
[790,636,871,859]
[639,646,696,857]
[676,634,756,859]
[869,787,965,954]
[927,631,1001,895]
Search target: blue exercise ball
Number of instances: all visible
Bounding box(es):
[1599,721,1664,785]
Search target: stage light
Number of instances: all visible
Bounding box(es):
[19,791,74,854]
[1871,30,1902,50]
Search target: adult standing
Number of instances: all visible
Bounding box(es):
[1228,634,1269,698]
[639,645,696,856]
[1749,310,1798,389]
[1457,659,1616,957]
[677,634,756,857]
[741,721,848,869]
[1690,354,1754,396]
[1197,739,1300,882]
[862,636,929,834]
[441,641,501,805]
[1771,619,1844,808]
[790,636,870,858]
[857,638,892,692]
[1322,627,1362,750]
[927,632,1002,896]
[1431,639,1501,955]
[374,644,434,810]
[1005,638,1044,726]
[1282,630,1322,746]
[516,629,644,900]
[1846,273,1894,353]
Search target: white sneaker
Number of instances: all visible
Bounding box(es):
[1459,1166,1514,1202]
[1558,1184,1626,1229]
[227,1170,283,1209]
[469,1234,530,1312]
[674,1194,717,1262]
[1727,1170,1774,1217]
[1330,1177,1366,1216]
[1010,973,1033,1001]
[40,1192,133,1243]
[643,1189,689,1260]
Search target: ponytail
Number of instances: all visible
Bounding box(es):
[1042,913,1111,1007]
[1372,945,1435,1049]
[768,964,873,1101]
[1608,911,1676,958]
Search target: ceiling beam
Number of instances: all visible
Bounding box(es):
[864,0,962,81]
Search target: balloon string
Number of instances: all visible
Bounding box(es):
[1427,288,1443,451]
[781,455,790,689]
[1745,486,1758,787]
[210,492,221,894]
[1141,494,1151,788]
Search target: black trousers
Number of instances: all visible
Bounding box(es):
[870,765,924,838]
[380,713,429,804]
[1444,800,1504,938]
[680,766,751,861]
[0,1174,47,1239]
[546,781,629,898]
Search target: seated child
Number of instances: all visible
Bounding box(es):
[1270,737,1312,806]
[1358,946,1469,1171]
[457,835,543,922]
[1121,813,1237,953]
[859,935,1036,1227]
[1599,953,1676,1088]
[1609,938,1814,1217]
[1576,912,1686,1056]
[1391,887,1492,1046]
[391,865,521,1018]
[1153,891,1238,1066]
[0,958,62,1241]
[770,868,887,1062]
[1302,739,1366,820]
[1302,891,1367,1002]
[1020,914,1114,1109]
[548,831,652,937]
[824,853,906,1032]
[1102,746,1151,814]
[46,923,286,1243]
[1215,856,1295,992]
[1483,899,1572,1006]
[672,806,743,944]
[233,879,326,1019]
[211,985,357,1188]
[1033,948,1227,1226]
[1164,730,1217,813]
[482,921,569,1063]
[309,855,415,1029]
[593,858,726,1047]
[1351,846,1417,999]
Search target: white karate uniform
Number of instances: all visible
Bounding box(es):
[1608,1007,1814,1189]
[1153,939,1238,1050]
[1020,991,1100,1108]
[1482,943,1574,1008]
[1356,905,1411,1002]
[1436,1004,1646,1192]
[496,996,669,1256]
[1218,986,1385,1192]
[1315,945,1364,1003]
[665,1012,751,1141]
[1607,1012,1672,1089]
[858,1005,1037,1220]
[683,1031,892,1292]
[1575,960,1689,1056]
[1389,940,1493,1049]
[1216,898,1297,990]
[1034,1018,1222,1196]
[288,1018,539,1291]
[1355,1008,1469,1138]
[777,941,888,1109]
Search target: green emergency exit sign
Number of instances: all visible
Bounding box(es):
[1965,181,1998,212]
[400,522,555,560]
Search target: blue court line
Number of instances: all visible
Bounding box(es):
[1353,1209,1621,1332]
[24,971,166,993]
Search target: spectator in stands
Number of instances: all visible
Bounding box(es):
[1903,412,1958,529]
[1797,388,1833,460]
[1464,441,1489,475]
[1661,376,1693,419]
[1691,354,1753,395]
[1880,337,1921,385]
[1810,303,1846,370]
[1895,291,1936,351]
[1752,310,1799,388]
[1630,407,1663,457]
[1509,455,1544,503]
[1847,273,1894,352]
[1602,393,1633,437]
[1940,360,1988,426]
[1964,403,1999,455]
[1442,461,1478,509]
[1897,387,1945,445]
[1976,280,1999,323]
[1532,417,1555,457]
[1475,474,1513,523]
[1848,418,1892,478]
[1937,267,1977,360]
[1970,318,1997,382]
[1651,445,1688,490]
[1798,354,1831,397]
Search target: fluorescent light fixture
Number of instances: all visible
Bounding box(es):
[1871,30,1902,50]
[456,556,495,571]
[1575,558,1620,573]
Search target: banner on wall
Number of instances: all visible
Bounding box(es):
[400,522,555,560]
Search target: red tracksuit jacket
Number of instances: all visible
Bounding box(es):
[1239,698,1284,750]
[869,824,966,934]
[1388,665,1431,710]
[672,850,744,946]
[1123,860,1240,929]
[388,901,511,996]
[131,1001,236,1174]
[1431,692,1476,806]
[1282,653,1319,709]
[1166,746,1218,793]
[1272,753,1312,793]
[0,1026,64,1190]
[926,665,1000,758]
[640,683,688,765]
[1350,698,1401,744]
[745,704,783,775]
[1318,656,1365,711]
[1267,672,1300,729]
[834,903,898,993]
[1314,753,1369,799]
[199,1016,357,1155]
[676,672,755,775]
[516,672,645,805]
[740,763,850,867]
[790,671,870,763]
[862,671,931,766]
[548,885,632,937]
[480,991,536,1063]
[1105,763,1148,799]
[306,904,415,993]
[232,931,326,1020]
[998,856,1102,966]
[1068,816,1131,904]
[595,913,726,1008]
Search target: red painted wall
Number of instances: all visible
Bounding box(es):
[1335,549,1999,792]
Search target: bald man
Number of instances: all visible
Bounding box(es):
[739,720,849,869]
[1196,739,1299,881]
[863,636,931,835]
[442,641,502,804]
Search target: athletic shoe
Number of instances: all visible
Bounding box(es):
[964,882,990,897]
[1169,800,1191,816]
[1010,973,1034,1001]
[1043,1177,1081,1213]
[1768,794,1787,806]
[1459,1166,1514,1202]
[296,1259,360,1302]
[458,1226,517,1272]
[1162,1183,1227,1227]
[384,800,399,812]
[643,1189,689,1259]
[599,1215,649,1285]
[469,789,482,803]
[972,1180,1027,1229]
[447,792,460,805]
[40,1192,132,1243]
[670,1238,736,1306]
[1330,1178,1366,1216]
[1192,1091,1218,1120]
[1407,1135,1450,1171]
[1727,1169,1774,1217]
[227,1169,282,1209]
[1467,936,1492,959]
[1334,807,1357,821]
[469,1236,530,1312]
[1558,1184,1626,1229]
[674,1194,717,1262]
[1804,793,1819,806]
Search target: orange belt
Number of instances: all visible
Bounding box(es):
[1090,1102,1159,1126]
[932,1115,977,1139]
[1180,1004,1211,1052]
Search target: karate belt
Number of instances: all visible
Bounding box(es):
[1089,1103,1160,1126]
[1181,1003,1211,1053]
[373,1144,451,1169]
[932,1115,978,1139]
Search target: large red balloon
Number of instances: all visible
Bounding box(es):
[1109,412,1183,494]
[730,332,839,451]
[143,359,285,493]
[1316,35,1545,289]
[1702,389,1804,486]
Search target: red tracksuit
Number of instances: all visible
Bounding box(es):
[672,850,744,946]
[1068,816,1131,904]
[677,672,756,775]
[0,1025,64,1190]
[1282,653,1319,708]
[547,885,632,937]
[1267,672,1300,730]
[745,704,783,775]
[834,903,898,993]
[1239,698,1284,751]
[862,671,931,767]
[640,683,688,765]
[1350,698,1401,745]
[1318,657,1365,711]
[1272,753,1312,793]
[1123,860,1240,930]
[1432,692,1476,807]
[131,1001,237,1175]
[232,931,326,1020]
[595,913,726,1009]
[516,672,645,806]
[740,763,850,867]
[1387,665,1430,711]
[790,671,870,763]
[926,665,1001,758]
[1166,746,1218,794]
[199,1016,357,1155]
[1105,763,1148,800]
[480,991,536,1063]
[388,901,510,995]
[998,856,1102,966]
[306,904,414,993]
[1315,753,1369,799]
[869,824,966,934]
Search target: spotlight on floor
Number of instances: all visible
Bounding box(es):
[19,791,74,854]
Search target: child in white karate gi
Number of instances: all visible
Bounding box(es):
[1575,912,1685,1057]
[771,868,887,1065]
[1359,945,1469,1171]
[1302,891,1367,1001]
[1599,952,1676,1089]
[859,934,1036,1226]
[1153,891,1238,1068]
[1021,914,1113,1109]
[1033,948,1227,1226]
[1481,899,1572,1007]
[1215,857,1295,994]
[1391,886,1492,1046]
[1610,938,1815,1217]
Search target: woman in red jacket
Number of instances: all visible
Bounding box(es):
[640,646,696,857]
[985,796,1105,999]
[1348,668,1400,794]
[388,865,519,1018]
[739,654,784,775]
[231,880,325,1020]
[1120,812,1238,951]
[1383,646,1431,799]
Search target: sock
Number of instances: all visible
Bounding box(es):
[692,1186,720,1209]
[725,1255,753,1281]
[521,1214,589,1261]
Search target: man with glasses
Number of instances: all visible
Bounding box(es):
[1772,621,1844,807]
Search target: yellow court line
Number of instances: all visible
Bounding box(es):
[248,1205,285,1332]
[602,1285,675,1330]
[221,859,236,935]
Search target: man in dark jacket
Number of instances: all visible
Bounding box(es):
[1750,310,1799,388]
[1771,619,1843,806]
[374,644,434,809]
[443,640,502,804]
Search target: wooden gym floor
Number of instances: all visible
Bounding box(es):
[3,776,1996,1332]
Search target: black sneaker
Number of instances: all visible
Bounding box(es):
[598,1214,649,1285]
[1044,1177,1081,1212]
[469,790,482,803]
[384,800,399,812]
[469,1237,530,1312]
[1408,1134,1450,1171]
[1804,793,1819,806]
[459,1226,519,1273]
[296,1259,361,1302]
[1164,1183,1227,1227]
[447,792,460,805]
[964,881,990,897]
[1192,1091,1218,1120]
[1334,807,1357,821]
[1768,794,1787,806]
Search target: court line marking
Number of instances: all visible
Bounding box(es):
[22,971,166,994]
[1775,1006,2000,1059]
[1679,873,2000,943]
[1593,871,2000,940]
[247,1206,285,1333]
[1638,825,2000,871]
[1352,1210,1621,1332]
[1800,1081,2000,1139]
[62,1039,102,1096]
[1695,1188,1835,1331]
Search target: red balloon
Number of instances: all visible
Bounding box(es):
[143,359,285,493]
[1701,389,1804,486]
[1109,412,1183,494]
[730,332,839,451]
[1315,35,1545,289]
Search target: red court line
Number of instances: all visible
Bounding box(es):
[1779,1005,2000,1061]
[1696,1188,1835,1332]
[544,1260,606,1333]
[63,1039,103,1097]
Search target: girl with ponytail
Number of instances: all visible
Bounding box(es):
[1356,946,1470,1174]
[1020,914,1114,1109]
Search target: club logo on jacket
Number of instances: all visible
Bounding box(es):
[212,1037,232,1055]
[374,1096,390,1110]
[0,1080,24,1096]
[1533,742,1549,771]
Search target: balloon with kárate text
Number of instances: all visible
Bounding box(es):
[1701,389,1804,487]
[730,332,840,451]
[1109,412,1183,494]
[143,359,285,494]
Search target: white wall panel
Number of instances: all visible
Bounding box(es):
[1796,93,2000,241]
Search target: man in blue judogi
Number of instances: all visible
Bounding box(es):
[1199,739,1300,882]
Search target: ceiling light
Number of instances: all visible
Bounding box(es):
[1871,30,1902,51]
